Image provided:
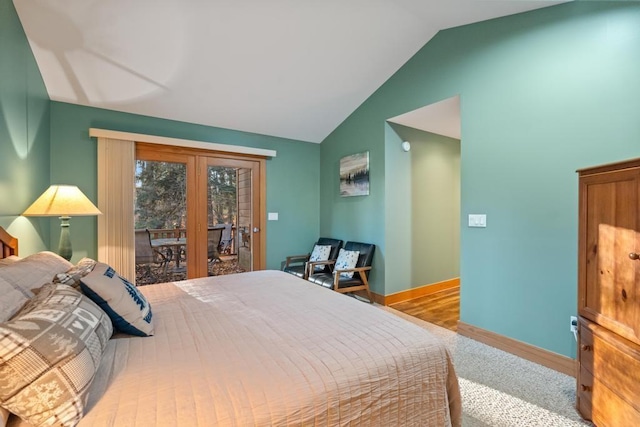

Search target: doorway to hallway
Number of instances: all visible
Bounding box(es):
[386,95,461,329]
[390,287,460,331]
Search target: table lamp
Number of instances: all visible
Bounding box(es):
[23,185,102,260]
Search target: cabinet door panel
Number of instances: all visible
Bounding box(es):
[579,169,640,344]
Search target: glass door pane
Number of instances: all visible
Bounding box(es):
[134,159,188,284]
[206,165,252,275]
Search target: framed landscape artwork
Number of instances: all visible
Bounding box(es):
[340,151,370,197]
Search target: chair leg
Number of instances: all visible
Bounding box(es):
[333,271,373,303]
[303,262,310,280]
[359,271,373,304]
[161,259,169,282]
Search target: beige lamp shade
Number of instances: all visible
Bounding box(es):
[23,185,101,261]
[23,185,102,217]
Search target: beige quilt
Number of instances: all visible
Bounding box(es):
[9,270,460,426]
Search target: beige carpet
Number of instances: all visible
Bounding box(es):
[380,306,592,427]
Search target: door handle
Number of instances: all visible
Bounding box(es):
[253,227,260,233]
[630,252,640,261]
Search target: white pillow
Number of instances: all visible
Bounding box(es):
[335,248,360,278]
[309,244,332,272]
[0,251,73,322]
[80,262,154,337]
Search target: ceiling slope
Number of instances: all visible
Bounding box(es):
[14,0,566,143]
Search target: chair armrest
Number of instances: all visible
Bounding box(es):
[307,259,336,275]
[308,259,336,267]
[334,266,371,275]
[284,253,310,268]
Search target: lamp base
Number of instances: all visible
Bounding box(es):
[58,216,72,261]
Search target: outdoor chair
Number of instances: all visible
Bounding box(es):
[219,223,234,254]
[283,237,343,280]
[207,225,224,263]
[135,229,172,282]
[307,241,375,303]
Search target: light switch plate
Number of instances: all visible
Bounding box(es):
[268,212,279,221]
[468,214,487,228]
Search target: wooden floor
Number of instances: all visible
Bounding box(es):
[390,287,460,331]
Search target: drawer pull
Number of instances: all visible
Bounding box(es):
[580,344,591,351]
[630,252,640,261]
[622,289,628,301]
[580,384,591,392]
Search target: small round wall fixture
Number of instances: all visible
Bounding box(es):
[401,141,411,152]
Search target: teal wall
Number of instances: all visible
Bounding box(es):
[50,102,320,266]
[321,1,640,358]
[390,125,460,293]
[0,0,51,253]
[383,124,408,295]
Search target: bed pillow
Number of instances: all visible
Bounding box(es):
[53,258,97,289]
[0,252,73,322]
[0,284,112,427]
[0,256,21,266]
[0,408,9,427]
[80,262,154,337]
[309,244,331,272]
[334,248,360,279]
[0,276,33,323]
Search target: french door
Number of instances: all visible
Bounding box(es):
[136,143,265,280]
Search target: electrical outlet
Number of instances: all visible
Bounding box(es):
[570,316,578,333]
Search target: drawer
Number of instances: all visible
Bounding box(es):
[579,366,640,427]
[579,318,640,413]
[578,320,594,374]
[576,367,592,421]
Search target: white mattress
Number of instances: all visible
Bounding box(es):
[9,270,460,426]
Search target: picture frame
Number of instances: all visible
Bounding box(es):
[340,151,370,197]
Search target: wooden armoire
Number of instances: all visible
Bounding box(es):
[577,158,640,425]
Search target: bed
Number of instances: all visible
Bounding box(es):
[0,227,461,426]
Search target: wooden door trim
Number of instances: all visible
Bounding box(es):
[137,142,268,161]
[92,128,276,158]
[136,142,267,278]
[202,156,266,271]
[135,146,198,278]
[258,157,266,269]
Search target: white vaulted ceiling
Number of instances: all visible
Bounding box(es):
[14,0,566,143]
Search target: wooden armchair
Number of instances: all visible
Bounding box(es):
[282,237,343,280]
[307,241,375,303]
